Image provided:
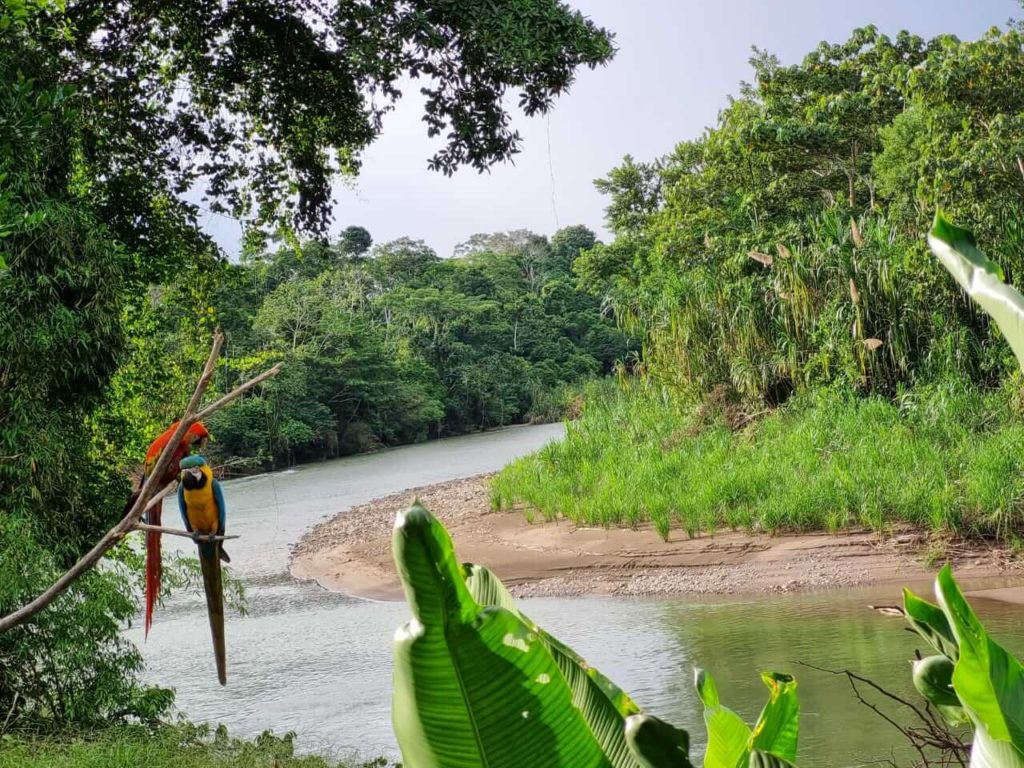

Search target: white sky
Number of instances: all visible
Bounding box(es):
[203,0,1019,257]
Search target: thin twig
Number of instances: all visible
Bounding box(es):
[133,522,240,542]
[1,692,19,734]
[798,662,968,768]
[193,362,283,423]
[0,331,279,634]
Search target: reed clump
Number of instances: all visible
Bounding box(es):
[491,380,1024,541]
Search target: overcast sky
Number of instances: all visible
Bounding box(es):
[203,0,1020,257]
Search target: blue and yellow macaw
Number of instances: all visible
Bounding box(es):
[178,455,229,686]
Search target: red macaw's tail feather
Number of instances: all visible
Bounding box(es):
[198,541,227,686]
[136,419,211,638]
[144,503,162,638]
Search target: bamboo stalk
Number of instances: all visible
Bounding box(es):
[0,331,279,634]
[133,523,240,542]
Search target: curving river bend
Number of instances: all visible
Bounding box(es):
[131,422,1024,767]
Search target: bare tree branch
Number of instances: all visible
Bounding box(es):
[193,362,283,422]
[798,662,968,768]
[0,331,280,634]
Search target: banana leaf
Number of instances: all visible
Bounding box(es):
[903,588,959,660]
[912,655,969,726]
[463,563,645,767]
[928,212,1024,369]
[695,668,752,768]
[696,668,799,768]
[748,673,799,763]
[625,714,694,768]
[392,502,612,768]
[748,752,797,768]
[969,728,1024,768]
[934,566,1024,760]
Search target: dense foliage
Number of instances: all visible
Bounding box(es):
[127,226,630,471]
[582,23,1024,403]
[497,19,1024,542]
[0,0,614,733]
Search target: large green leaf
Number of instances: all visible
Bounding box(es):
[912,655,969,727]
[463,562,645,767]
[463,564,639,717]
[904,588,959,660]
[748,673,799,763]
[934,566,1024,756]
[969,727,1024,768]
[927,212,1024,368]
[912,655,960,708]
[625,714,694,768]
[392,502,611,768]
[695,668,752,768]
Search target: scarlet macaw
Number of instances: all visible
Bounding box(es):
[127,421,210,637]
[178,454,229,686]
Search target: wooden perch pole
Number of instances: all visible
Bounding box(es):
[133,523,240,542]
[0,331,280,634]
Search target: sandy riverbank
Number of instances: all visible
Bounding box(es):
[289,474,1023,601]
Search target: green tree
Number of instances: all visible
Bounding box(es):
[548,224,598,279]
[338,225,373,257]
[0,0,615,731]
[587,22,1024,405]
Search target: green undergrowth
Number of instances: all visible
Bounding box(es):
[491,380,1024,541]
[0,725,395,768]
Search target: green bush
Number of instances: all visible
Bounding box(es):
[0,519,172,732]
[0,724,395,768]
[493,378,1024,540]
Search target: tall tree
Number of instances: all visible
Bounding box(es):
[548,224,597,278]
[0,0,615,731]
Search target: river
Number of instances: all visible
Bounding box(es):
[131,422,1024,767]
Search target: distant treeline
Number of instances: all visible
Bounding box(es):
[107,225,633,471]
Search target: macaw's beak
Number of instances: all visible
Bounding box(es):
[184,467,203,482]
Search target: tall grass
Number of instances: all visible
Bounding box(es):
[0,725,393,768]
[491,380,1024,541]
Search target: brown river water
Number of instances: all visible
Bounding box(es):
[129,422,1024,767]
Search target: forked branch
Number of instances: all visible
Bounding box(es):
[798,662,968,768]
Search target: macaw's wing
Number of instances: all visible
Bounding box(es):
[211,478,231,564]
[177,483,192,532]
[145,422,181,464]
[212,478,227,536]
